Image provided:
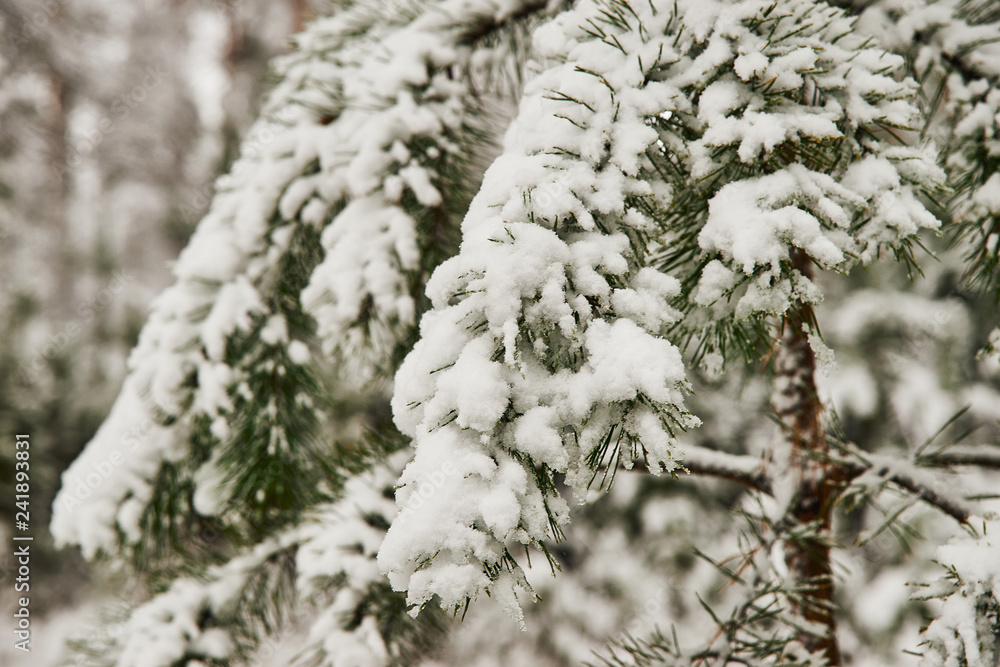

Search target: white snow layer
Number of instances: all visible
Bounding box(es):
[108,458,406,667]
[51,376,183,557]
[380,0,704,625]
[681,0,943,318]
[380,0,946,624]
[50,0,523,556]
[53,0,958,643]
[915,520,1000,667]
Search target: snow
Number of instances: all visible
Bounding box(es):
[972,173,1000,214]
[192,453,230,516]
[50,376,183,557]
[695,260,738,306]
[700,166,856,275]
[258,314,288,345]
[49,0,1000,660]
[436,335,512,431]
[915,520,1000,667]
[288,340,311,364]
[704,109,842,164]
[609,267,682,332]
[807,331,837,376]
[380,0,702,623]
[303,197,420,375]
[52,0,523,556]
[200,276,265,361]
[296,460,404,599]
[513,406,567,470]
[579,319,689,411]
[935,525,1000,589]
[310,614,389,667]
[632,0,945,323]
[101,456,410,667]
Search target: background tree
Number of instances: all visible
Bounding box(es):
[0,0,310,663]
[43,1,1000,666]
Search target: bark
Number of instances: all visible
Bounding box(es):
[772,252,842,666]
[287,0,311,33]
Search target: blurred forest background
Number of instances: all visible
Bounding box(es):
[0,1,319,663]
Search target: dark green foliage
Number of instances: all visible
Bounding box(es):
[219,331,335,534]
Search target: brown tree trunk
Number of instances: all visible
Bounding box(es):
[771,252,841,666]
[287,0,311,32]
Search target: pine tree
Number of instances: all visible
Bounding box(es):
[52,1,1000,666]
[0,1,299,658]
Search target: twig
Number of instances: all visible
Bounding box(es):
[665,445,773,495]
[837,460,973,525]
[926,449,1000,469]
[636,442,979,526]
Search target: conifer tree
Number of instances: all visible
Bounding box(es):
[52,1,1000,666]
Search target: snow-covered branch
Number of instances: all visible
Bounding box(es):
[380,0,702,623]
[665,445,981,526]
[51,0,550,561]
[913,520,1000,667]
[925,448,1000,470]
[98,456,420,667]
[837,457,976,525]
[669,445,772,495]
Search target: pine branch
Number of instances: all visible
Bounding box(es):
[837,459,975,525]
[79,457,433,667]
[672,446,773,495]
[645,440,995,526]
[455,0,549,45]
[381,0,702,622]
[914,518,1000,667]
[921,446,1000,470]
[641,440,991,527]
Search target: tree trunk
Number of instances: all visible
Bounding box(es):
[772,252,841,666]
